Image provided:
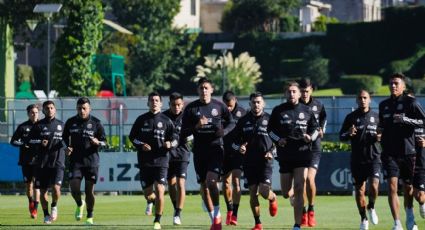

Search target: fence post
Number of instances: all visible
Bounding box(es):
[119,103,123,153]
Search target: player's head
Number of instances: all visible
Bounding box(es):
[197,77,214,103]
[389,73,406,97]
[222,90,237,112]
[298,78,313,103]
[169,92,184,115]
[42,100,56,119]
[249,92,265,116]
[285,81,301,105]
[356,90,371,110]
[76,97,91,119]
[148,91,162,113]
[26,104,39,123]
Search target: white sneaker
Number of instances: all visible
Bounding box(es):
[392,224,404,230]
[419,203,425,219]
[367,208,378,225]
[406,208,417,230]
[145,202,153,216]
[292,227,301,230]
[360,219,369,230]
[51,206,58,221]
[173,216,182,225]
[43,215,52,224]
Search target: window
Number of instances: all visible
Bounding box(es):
[191,0,196,16]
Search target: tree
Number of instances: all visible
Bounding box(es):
[301,44,329,87]
[52,0,104,96]
[220,0,300,33]
[312,15,339,32]
[109,0,200,95]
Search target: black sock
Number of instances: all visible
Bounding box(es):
[172,200,177,210]
[233,204,239,217]
[254,215,261,225]
[294,224,301,228]
[28,197,33,203]
[225,200,233,211]
[308,205,314,212]
[34,201,39,209]
[51,202,57,208]
[87,209,93,218]
[154,214,162,223]
[174,208,181,217]
[147,200,154,205]
[303,206,307,213]
[76,200,83,207]
[43,209,49,217]
[367,201,375,210]
[360,208,367,221]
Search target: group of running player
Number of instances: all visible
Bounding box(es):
[11,73,425,230]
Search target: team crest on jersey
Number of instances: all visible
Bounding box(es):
[397,104,403,110]
[157,122,163,128]
[236,111,242,117]
[262,120,268,126]
[57,125,62,131]
[384,106,389,110]
[211,108,218,116]
[312,105,318,111]
[370,117,375,123]
[144,122,149,127]
[87,123,92,129]
[299,113,305,119]
[26,128,30,132]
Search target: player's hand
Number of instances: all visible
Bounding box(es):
[42,139,49,147]
[264,151,273,160]
[318,128,324,138]
[303,134,312,143]
[418,137,425,148]
[142,143,151,151]
[393,113,404,123]
[90,137,100,146]
[239,142,248,154]
[164,141,171,149]
[278,138,287,147]
[349,125,357,137]
[196,115,209,129]
[376,133,382,142]
[66,147,73,156]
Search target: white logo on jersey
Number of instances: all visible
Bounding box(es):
[370,117,375,123]
[262,120,268,126]
[299,113,305,119]
[58,180,62,185]
[420,184,424,188]
[26,128,30,132]
[144,122,149,127]
[265,179,271,183]
[236,111,242,117]
[57,125,62,131]
[160,178,165,182]
[384,106,389,110]
[211,108,218,116]
[312,105,317,111]
[43,127,48,131]
[374,173,379,177]
[181,173,186,177]
[157,122,163,128]
[397,104,403,110]
[72,123,77,127]
[87,123,92,129]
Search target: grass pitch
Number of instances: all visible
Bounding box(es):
[0,194,424,229]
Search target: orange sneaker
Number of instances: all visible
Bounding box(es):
[251,223,263,230]
[269,198,278,217]
[225,211,233,225]
[301,212,308,226]
[308,210,316,227]
[230,215,238,225]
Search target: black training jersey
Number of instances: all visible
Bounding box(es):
[339,109,381,164]
[224,104,246,156]
[129,111,174,167]
[415,128,425,171]
[232,111,274,167]
[63,115,106,168]
[28,117,65,168]
[163,109,190,162]
[379,94,425,157]
[10,120,38,165]
[301,97,326,152]
[268,102,319,162]
[181,99,234,150]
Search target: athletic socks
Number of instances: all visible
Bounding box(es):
[87,209,93,218]
[76,199,83,207]
[233,204,239,217]
[34,201,39,209]
[43,208,49,217]
[303,206,307,213]
[174,208,182,217]
[213,205,221,218]
[367,202,375,210]
[359,207,367,221]
[51,202,57,208]
[254,215,261,225]
[154,214,162,223]
[172,200,177,210]
[308,205,314,212]
[225,200,233,211]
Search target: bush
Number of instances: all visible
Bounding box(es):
[411,79,425,95]
[322,141,351,152]
[339,75,382,95]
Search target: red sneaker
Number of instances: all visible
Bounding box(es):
[308,210,316,227]
[301,212,308,227]
[29,201,35,218]
[31,207,38,219]
[269,198,278,217]
[225,211,233,225]
[251,223,263,230]
[230,215,238,225]
[211,217,222,230]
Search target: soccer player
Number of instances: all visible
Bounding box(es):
[298,79,326,227]
[163,92,190,225]
[63,97,106,225]
[10,104,40,219]
[339,90,381,230]
[232,92,277,230]
[379,73,425,230]
[221,90,246,225]
[28,100,65,224]
[129,92,175,230]
[414,127,425,219]
[268,81,319,230]
[180,77,234,230]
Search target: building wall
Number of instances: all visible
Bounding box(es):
[322,0,381,22]
[173,0,201,29]
[200,0,227,33]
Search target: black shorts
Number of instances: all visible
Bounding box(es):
[309,151,321,169]
[35,167,64,189]
[244,164,273,186]
[21,165,36,183]
[139,166,168,189]
[351,162,381,186]
[167,161,189,180]
[414,169,425,191]
[193,145,224,183]
[222,153,243,175]
[382,155,416,184]
[279,159,310,174]
[69,166,99,183]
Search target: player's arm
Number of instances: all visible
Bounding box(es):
[267,107,286,147]
[221,105,235,137]
[180,107,196,139]
[92,121,107,147]
[10,124,24,146]
[306,110,320,142]
[319,104,327,136]
[339,114,354,141]
[165,120,175,150]
[398,100,425,128]
[231,118,246,154]
[129,117,145,148]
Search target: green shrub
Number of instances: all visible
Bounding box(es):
[339,75,382,95]
[322,141,351,152]
[411,79,425,95]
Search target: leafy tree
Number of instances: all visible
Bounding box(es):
[220,0,300,33]
[52,0,104,96]
[301,44,329,87]
[109,0,200,95]
[312,15,339,32]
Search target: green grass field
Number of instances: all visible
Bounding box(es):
[0,194,424,229]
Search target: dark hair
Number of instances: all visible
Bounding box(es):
[222,90,236,102]
[77,97,90,105]
[357,89,370,98]
[286,81,300,90]
[148,91,162,101]
[26,104,38,113]
[42,100,55,109]
[169,92,183,101]
[390,73,406,82]
[298,78,313,88]
[249,92,263,100]
[197,77,213,87]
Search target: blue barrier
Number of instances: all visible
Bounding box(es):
[0,143,22,182]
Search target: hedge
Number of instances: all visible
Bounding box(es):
[339,75,382,95]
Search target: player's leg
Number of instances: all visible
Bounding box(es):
[367,175,380,225]
[306,167,318,227]
[249,184,262,230]
[292,167,308,228]
[222,170,233,225]
[174,162,187,225]
[50,167,63,222]
[84,179,96,225]
[231,168,242,224]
